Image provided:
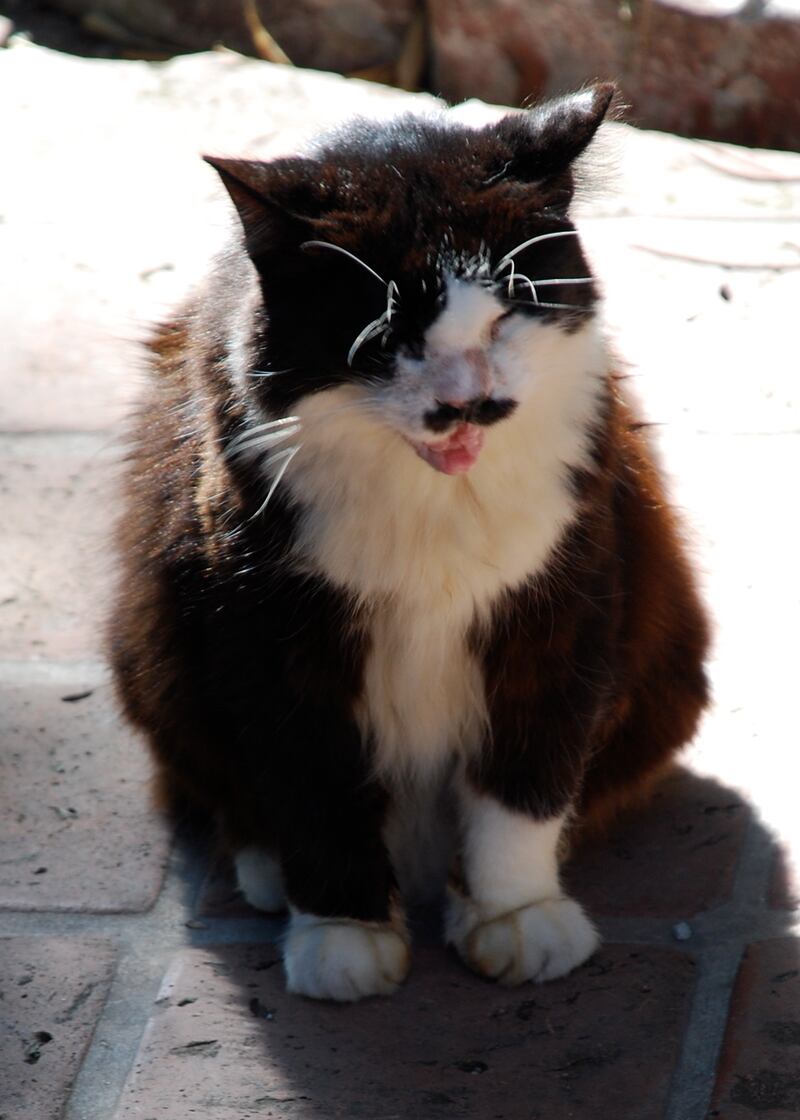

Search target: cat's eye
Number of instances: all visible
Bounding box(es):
[490,310,514,341]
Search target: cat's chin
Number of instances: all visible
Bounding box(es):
[406,422,485,475]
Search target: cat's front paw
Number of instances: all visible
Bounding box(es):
[283,915,410,1002]
[448,892,598,985]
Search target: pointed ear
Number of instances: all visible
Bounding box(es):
[489,83,616,184]
[204,155,333,256]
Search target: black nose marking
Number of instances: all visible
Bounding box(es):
[424,397,518,432]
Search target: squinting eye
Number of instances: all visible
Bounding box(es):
[490,310,514,341]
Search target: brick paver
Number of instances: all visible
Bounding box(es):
[0,936,117,1120]
[711,939,800,1119]
[566,767,748,918]
[0,435,114,661]
[113,943,695,1120]
[0,679,171,912]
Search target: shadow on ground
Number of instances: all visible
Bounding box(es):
[116,764,799,1120]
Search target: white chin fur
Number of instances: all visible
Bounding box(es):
[284,912,410,1002]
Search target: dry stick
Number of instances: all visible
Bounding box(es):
[694,146,800,184]
[632,244,800,271]
[242,0,293,65]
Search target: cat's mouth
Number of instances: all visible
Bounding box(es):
[406,422,485,476]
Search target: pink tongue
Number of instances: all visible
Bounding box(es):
[414,422,485,475]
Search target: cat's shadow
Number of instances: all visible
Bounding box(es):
[164,765,795,1119]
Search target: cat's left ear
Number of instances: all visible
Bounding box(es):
[488,83,616,185]
[203,155,335,257]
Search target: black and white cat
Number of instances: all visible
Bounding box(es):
[110,85,709,1001]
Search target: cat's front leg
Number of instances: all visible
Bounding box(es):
[446,784,598,985]
[235,839,410,1002]
[247,716,410,1002]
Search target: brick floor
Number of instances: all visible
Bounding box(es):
[0,936,117,1120]
[1,39,799,1120]
[566,768,749,918]
[113,943,695,1120]
[0,435,115,661]
[0,679,171,912]
[711,940,800,1119]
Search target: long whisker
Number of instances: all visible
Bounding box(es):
[248,369,293,379]
[301,241,387,287]
[507,270,540,304]
[237,416,301,435]
[228,424,302,458]
[385,279,400,323]
[505,299,586,311]
[226,415,301,457]
[347,314,389,367]
[533,277,594,287]
[249,445,301,521]
[494,229,580,276]
[505,258,515,299]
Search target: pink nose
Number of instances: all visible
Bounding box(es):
[431,348,492,405]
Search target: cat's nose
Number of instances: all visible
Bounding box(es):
[430,347,492,405]
[424,397,517,432]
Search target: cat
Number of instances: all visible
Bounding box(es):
[110,83,710,1002]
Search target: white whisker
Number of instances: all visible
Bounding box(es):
[506,299,584,311]
[534,277,594,287]
[386,280,399,323]
[301,241,387,287]
[249,369,293,379]
[249,445,302,521]
[228,424,302,458]
[505,258,515,299]
[508,270,540,304]
[226,415,300,454]
[494,229,580,276]
[347,314,389,367]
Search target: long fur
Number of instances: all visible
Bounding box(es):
[109,87,709,999]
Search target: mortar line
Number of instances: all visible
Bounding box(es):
[662,805,786,1120]
[664,942,743,1120]
[60,839,206,1120]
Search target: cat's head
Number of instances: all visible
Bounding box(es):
[207,85,613,475]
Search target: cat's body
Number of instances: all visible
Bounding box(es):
[111,87,709,1000]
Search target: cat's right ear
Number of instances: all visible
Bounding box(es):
[204,155,332,256]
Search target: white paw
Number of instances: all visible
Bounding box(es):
[234,847,287,913]
[449,892,598,985]
[283,915,410,1002]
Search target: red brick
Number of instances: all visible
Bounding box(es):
[0,936,116,1120]
[0,679,171,912]
[115,943,694,1119]
[712,939,800,1118]
[0,435,114,660]
[565,767,748,918]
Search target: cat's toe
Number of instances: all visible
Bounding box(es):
[454,895,598,985]
[234,847,287,913]
[283,917,410,1002]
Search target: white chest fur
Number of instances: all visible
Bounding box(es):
[280,320,606,779]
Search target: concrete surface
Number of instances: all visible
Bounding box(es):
[1,40,799,1120]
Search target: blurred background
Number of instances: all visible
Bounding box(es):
[4,0,800,150]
